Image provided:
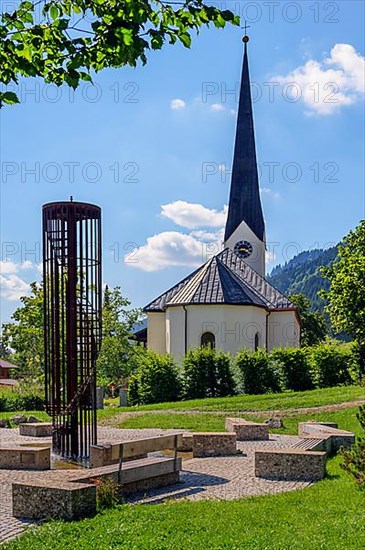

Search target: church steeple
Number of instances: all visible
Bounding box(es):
[224,35,266,276]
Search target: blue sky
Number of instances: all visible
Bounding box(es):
[1,0,364,324]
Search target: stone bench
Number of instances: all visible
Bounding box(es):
[12,455,181,520]
[255,448,327,481]
[90,433,183,469]
[191,432,237,457]
[225,418,269,441]
[178,433,193,452]
[0,446,50,470]
[291,437,328,452]
[19,422,53,437]
[13,480,96,520]
[298,422,355,452]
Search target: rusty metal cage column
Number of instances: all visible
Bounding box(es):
[43,201,102,459]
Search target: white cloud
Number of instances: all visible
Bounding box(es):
[126,231,206,272]
[273,43,365,115]
[161,201,227,229]
[0,260,41,302]
[0,274,30,301]
[211,103,226,112]
[0,260,19,274]
[170,99,186,110]
[190,228,224,243]
[260,187,280,199]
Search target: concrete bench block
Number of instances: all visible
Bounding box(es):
[225,418,269,441]
[19,422,52,437]
[178,434,193,452]
[255,448,327,481]
[90,444,146,469]
[0,446,50,470]
[298,422,355,452]
[13,481,96,520]
[192,432,237,457]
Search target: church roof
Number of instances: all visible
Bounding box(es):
[144,248,295,312]
[224,39,265,243]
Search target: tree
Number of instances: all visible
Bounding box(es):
[321,221,365,373]
[0,1,239,106]
[289,293,327,346]
[341,405,365,489]
[96,285,142,383]
[0,281,44,379]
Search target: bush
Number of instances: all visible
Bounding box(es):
[236,349,282,395]
[270,348,314,392]
[341,405,365,488]
[0,387,45,412]
[128,349,181,405]
[310,341,358,388]
[95,478,119,510]
[182,348,236,399]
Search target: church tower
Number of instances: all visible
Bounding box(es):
[224,36,266,277]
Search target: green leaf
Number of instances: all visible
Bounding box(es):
[50,5,60,20]
[179,32,191,48]
[1,91,20,105]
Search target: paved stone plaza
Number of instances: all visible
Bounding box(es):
[0,427,312,544]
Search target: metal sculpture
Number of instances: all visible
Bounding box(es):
[43,200,102,459]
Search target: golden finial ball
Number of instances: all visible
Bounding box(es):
[243,35,249,43]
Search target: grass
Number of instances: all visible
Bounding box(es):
[4,455,365,550]
[0,410,50,425]
[114,406,363,436]
[2,387,365,549]
[97,385,365,422]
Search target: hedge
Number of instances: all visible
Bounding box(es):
[182,347,236,399]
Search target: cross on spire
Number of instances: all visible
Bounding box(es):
[243,20,250,35]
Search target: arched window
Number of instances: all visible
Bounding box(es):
[254,332,260,351]
[201,332,216,349]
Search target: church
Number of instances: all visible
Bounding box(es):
[143,36,301,359]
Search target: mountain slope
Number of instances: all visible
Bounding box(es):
[267,246,338,313]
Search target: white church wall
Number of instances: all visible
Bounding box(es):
[225,220,266,277]
[267,311,300,351]
[166,307,186,358]
[181,305,267,357]
[146,312,166,354]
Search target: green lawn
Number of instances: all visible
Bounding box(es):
[0,410,50,425]
[4,455,365,550]
[113,406,362,435]
[98,385,365,422]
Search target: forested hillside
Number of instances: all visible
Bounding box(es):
[268,246,338,313]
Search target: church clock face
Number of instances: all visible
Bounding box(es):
[234,240,253,259]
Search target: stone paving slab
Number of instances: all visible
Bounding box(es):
[0,428,309,544]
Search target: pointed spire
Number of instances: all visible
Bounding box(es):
[224,37,265,244]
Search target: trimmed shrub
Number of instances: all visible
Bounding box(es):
[310,341,357,388]
[128,350,181,405]
[270,348,314,392]
[182,348,236,399]
[0,388,45,412]
[236,349,282,395]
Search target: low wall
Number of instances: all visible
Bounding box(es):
[192,432,237,457]
[13,481,96,520]
[255,449,327,481]
[19,423,52,437]
[225,418,269,441]
[0,446,50,470]
[298,422,355,452]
